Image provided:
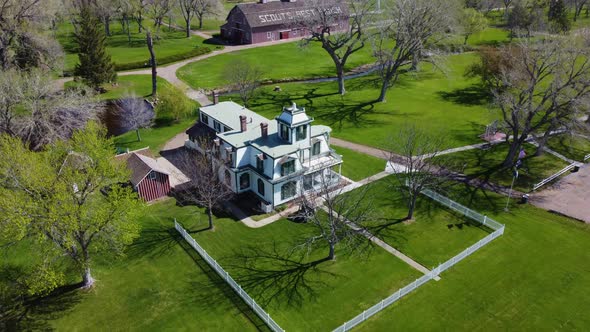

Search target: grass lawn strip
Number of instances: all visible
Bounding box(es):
[545,134,590,162]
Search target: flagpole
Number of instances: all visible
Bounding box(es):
[505,170,517,212]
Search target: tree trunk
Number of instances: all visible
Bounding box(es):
[136,129,141,142]
[138,14,143,33]
[125,17,131,44]
[377,79,389,102]
[207,207,214,230]
[104,17,111,36]
[463,34,469,45]
[82,266,94,288]
[336,65,345,95]
[407,195,416,220]
[146,31,157,97]
[502,140,522,167]
[327,243,336,261]
[185,18,191,38]
[199,16,203,30]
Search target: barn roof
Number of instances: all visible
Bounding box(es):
[126,153,170,186]
[233,0,348,29]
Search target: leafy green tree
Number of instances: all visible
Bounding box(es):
[0,123,143,290]
[73,3,117,89]
[460,8,489,45]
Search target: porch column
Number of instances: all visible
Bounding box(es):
[339,164,342,176]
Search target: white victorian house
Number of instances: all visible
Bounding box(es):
[185,101,343,211]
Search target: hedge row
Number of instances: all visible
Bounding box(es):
[63,46,213,76]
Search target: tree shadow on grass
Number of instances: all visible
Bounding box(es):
[224,242,339,309]
[1,266,83,331]
[172,234,271,332]
[126,222,180,260]
[437,85,492,106]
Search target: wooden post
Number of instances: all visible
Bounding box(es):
[146,31,157,97]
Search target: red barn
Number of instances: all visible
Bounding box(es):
[126,153,171,202]
[220,0,349,45]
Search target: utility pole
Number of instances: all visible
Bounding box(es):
[504,170,518,211]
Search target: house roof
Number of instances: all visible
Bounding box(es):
[186,121,217,141]
[126,153,170,186]
[232,0,348,29]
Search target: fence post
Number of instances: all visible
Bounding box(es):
[381,300,384,309]
[483,215,487,226]
[226,271,229,281]
[267,313,270,324]
[362,310,366,320]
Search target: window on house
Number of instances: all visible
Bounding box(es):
[281,181,297,200]
[239,173,250,190]
[257,179,265,196]
[214,121,221,132]
[281,160,295,176]
[312,141,321,156]
[201,113,209,125]
[148,171,156,180]
[296,125,307,141]
[279,124,289,140]
[256,156,264,172]
[267,32,272,39]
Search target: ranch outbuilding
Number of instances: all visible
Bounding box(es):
[220,0,349,45]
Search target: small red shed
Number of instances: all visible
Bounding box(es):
[126,153,171,202]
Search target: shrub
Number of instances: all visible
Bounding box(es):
[155,86,196,123]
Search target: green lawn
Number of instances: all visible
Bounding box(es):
[356,184,590,331]
[546,134,590,162]
[56,21,213,73]
[113,118,196,155]
[354,178,492,268]
[439,142,570,192]
[332,146,385,181]
[37,199,420,331]
[220,52,499,151]
[177,40,376,90]
[66,75,173,101]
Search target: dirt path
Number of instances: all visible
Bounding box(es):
[531,164,590,223]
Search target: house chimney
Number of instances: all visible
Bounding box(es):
[261,122,268,138]
[240,115,247,132]
[211,91,219,104]
[260,0,268,3]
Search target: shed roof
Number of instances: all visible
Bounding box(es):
[232,0,348,29]
[126,153,170,186]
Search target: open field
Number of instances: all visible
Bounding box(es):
[220,52,499,151]
[356,183,590,331]
[55,21,213,73]
[438,142,570,192]
[66,75,174,101]
[178,40,376,90]
[353,178,492,268]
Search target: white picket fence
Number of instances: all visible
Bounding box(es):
[332,190,505,332]
[532,162,578,191]
[174,220,285,332]
[584,153,590,162]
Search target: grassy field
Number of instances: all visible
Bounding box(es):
[332,146,386,181]
[177,40,376,90]
[113,118,195,155]
[56,21,212,73]
[439,142,570,192]
[220,52,499,151]
[356,183,590,331]
[546,134,590,162]
[44,199,420,331]
[353,178,492,268]
[66,75,174,101]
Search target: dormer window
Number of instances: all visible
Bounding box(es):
[280,159,295,176]
[201,113,209,125]
[279,124,289,140]
[296,125,307,141]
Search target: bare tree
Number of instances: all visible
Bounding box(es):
[0,0,64,70]
[148,0,172,36]
[224,59,263,107]
[297,0,375,95]
[134,0,148,32]
[0,69,24,135]
[386,126,453,220]
[371,0,457,102]
[146,30,158,96]
[178,0,198,37]
[191,0,221,30]
[116,0,135,44]
[489,36,590,166]
[293,169,374,261]
[115,93,154,142]
[175,143,234,230]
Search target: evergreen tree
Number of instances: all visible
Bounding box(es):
[548,0,571,33]
[73,4,117,90]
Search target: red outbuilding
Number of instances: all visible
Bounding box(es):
[125,153,171,202]
[220,0,349,45]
